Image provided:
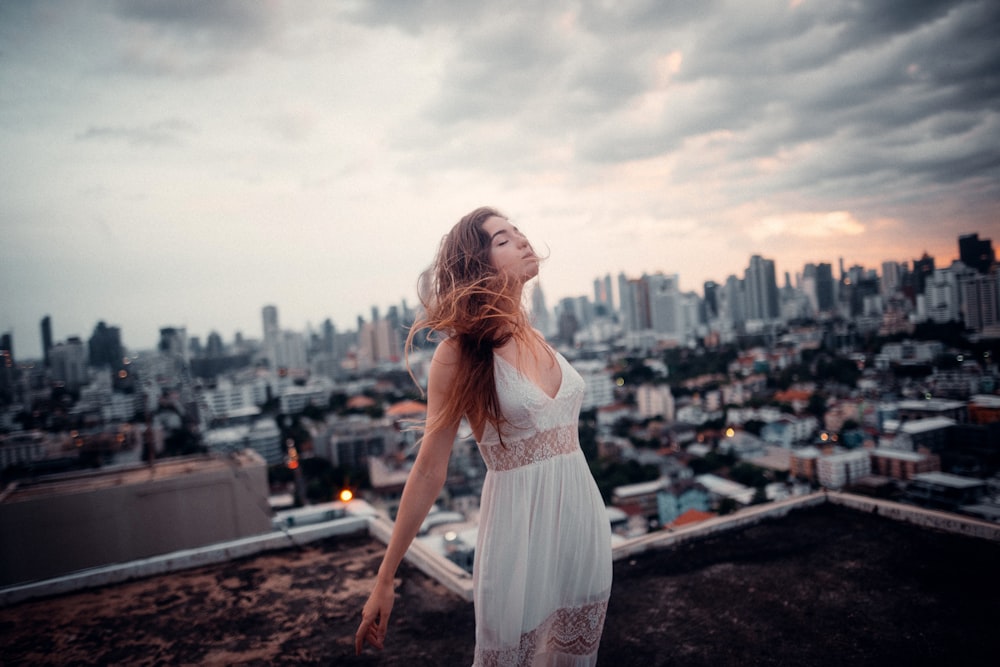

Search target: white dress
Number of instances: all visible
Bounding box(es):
[472,350,613,666]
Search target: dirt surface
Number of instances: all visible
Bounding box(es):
[1,503,998,666]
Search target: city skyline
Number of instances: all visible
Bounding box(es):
[2,2,998,359]
[2,232,976,362]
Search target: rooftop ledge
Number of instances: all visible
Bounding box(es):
[2,491,998,609]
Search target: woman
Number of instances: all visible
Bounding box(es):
[355,207,612,665]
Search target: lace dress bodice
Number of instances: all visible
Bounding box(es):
[476,351,585,471]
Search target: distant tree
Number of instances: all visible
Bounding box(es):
[743,419,766,437]
[717,498,739,515]
[731,462,768,488]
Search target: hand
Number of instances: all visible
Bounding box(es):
[354,579,395,655]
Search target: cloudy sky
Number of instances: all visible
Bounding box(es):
[2,0,998,359]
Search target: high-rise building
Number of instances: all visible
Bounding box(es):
[556,297,580,345]
[158,327,188,362]
[718,274,746,332]
[619,275,652,332]
[703,281,719,320]
[531,284,552,336]
[881,261,904,298]
[0,333,13,404]
[649,273,682,338]
[744,255,780,322]
[913,253,935,295]
[924,262,974,324]
[593,274,614,315]
[50,337,88,390]
[960,273,999,332]
[40,315,53,368]
[262,305,279,343]
[1,332,12,363]
[815,263,835,313]
[206,331,225,358]
[958,233,994,274]
[88,321,123,369]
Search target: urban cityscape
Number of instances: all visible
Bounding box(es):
[2,228,1000,663]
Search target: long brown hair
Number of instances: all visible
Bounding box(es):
[405,206,540,438]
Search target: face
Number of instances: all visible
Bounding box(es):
[481,215,539,283]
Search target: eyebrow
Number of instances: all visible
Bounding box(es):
[490,226,518,241]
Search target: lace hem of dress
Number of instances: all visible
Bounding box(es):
[474,598,608,667]
[478,424,578,471]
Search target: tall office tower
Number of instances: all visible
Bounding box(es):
[262,305,279,343]
[924,263,974,324]
[321,319,336,356]
[593,274,614,315]
[556,296,580,345]
[617,273,633,327]
[744,255,780,322]
[959,233,995,274]
[718,275,746,330]
[0,333,12,404]
[619,275,652,332]
[703,281,719,320]
[531,283,552,336]
[40,315,53,368]
[88,321,123,369]
[881,261,904,297]
[649,273,682,337]
[912,253,935,295]
[206,331,225,358]
[50,337,88,390]
[158,327,188,362]
[276,331,309,370]
[815,263,835,313]
[801,264,819,314]
[961,273,999,332]
[376,316,401,363]
[261,305,280,369]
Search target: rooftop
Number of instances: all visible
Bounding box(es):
[2,499,998,665]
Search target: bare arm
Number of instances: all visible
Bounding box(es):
[355,340,463,654]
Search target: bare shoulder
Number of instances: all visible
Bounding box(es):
[429,338,462,385]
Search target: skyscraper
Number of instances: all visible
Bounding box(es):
[703,281,719,320]
[50,337,87,390]
[88,321,123,369]
[961,273,999,332]
[913,253,935,295]
[815,263,835,313]
[744,255,780,322]
[958,233,995,274]
[531,284,552,336]
[262,305,279,343]
[40,315,52,368]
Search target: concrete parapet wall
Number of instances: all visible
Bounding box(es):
[0,516,368,607]
[612,492,828,561]
[826,492,1000,542]
[368,515,474,602]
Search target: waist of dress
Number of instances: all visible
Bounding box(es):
[478,423,580,472]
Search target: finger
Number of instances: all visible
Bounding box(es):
[355,619,372,655]
[369,623,384,649]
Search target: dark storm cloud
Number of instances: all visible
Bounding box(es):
[575,0,999,196]
[105,0,286,77]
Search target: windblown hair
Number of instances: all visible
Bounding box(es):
[405,206,542,439]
